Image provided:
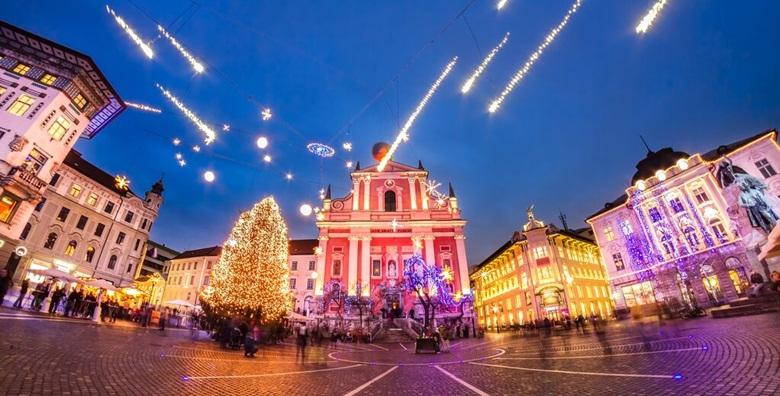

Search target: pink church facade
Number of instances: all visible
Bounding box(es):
[314,160,470,317]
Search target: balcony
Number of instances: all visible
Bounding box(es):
[1,166,47,196]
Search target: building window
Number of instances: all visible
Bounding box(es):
[56,207,70,222]
[127,263,133,274]
[755,158,777,179]
[289,278,297,290]
[85,246,95,263]
[193,262,198,270]
[64,240,77,256]
[306,279,314,290]
[87,193,98,207]
[34,197,46,212]
[0,86,5,96]
[124,211,134,223]
[73,93,87,109]
[116,232,126,244]
[612,253,625,271]
[140,218,147,229]
[692,187,709,204]
[134,239,141,251]
[43,233,58,249]
[94,223,105,237]
[308,261,315,271]
[24,149,48,174]
[648,207,662,223]
[0,192,21,223]
[8,94,35,116]
[104,201,115,214]
[291,261,298,271]
[669,197,685,213]
[710,219,727,240]
[12,63,30,75]
[49,173,61,186]
[333,259,342,277]
[19,222,32,240]
[40,74,57,85]
[384,190,397,212]
[69,184,82,198]
[47,116,70,141]
[621,281,656,307]
[532,246,548,259]
[203,276,210,286]
[603,226,615,242]
[207,261,212,269]
[372,259,381,277]
[107,255,117,270]
[76,215,88,230]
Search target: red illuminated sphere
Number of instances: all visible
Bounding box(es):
[372,142,390,161]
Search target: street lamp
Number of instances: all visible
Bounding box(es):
[310,272,318,279]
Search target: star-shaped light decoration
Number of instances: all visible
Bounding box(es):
[391,218,401,232]
[342,142,353,152]
[222,124,230,131]
[261,107,272,121]
[114,175,130,192]
[422,179,450,208]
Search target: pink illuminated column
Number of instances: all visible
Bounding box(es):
[424,235,436,266]
[408,177,418,210]
[455,234,470,294]
[315,236,328,295]
[361,237,371,295]
[348,236,359,295]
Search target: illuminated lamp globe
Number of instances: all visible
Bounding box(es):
[372,142,391,162]
[655,170,667,181]
[256,136,269,149]
[677,158,689,171]
[310,272,318,279]
[635,180,647,191]
[704,206,719,220]
[299,204,313,217]
[203,170,216,183]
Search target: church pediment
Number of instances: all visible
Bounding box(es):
[359,160,423,174]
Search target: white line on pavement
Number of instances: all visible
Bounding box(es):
[399,343,408,351]
[367,343,389,351]
[184,363,363,380]
[470,362,675,379]
[162,354,338,364]
[328,349,506,366]
[506,336,691,356]
[495,347,702,360]
[449,342,463,349]
[434,365,490,396]
[342,365,398,396]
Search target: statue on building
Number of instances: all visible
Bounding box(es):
[523,204,545,231]
[716,160,778,234]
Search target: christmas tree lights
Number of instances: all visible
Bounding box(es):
[488,0,583,113]
[157,25,205,73]
[200,197,290,322]
[461,32,510,94]
[157,83,217,144]
[378,57,458,172]
[403,253,456,328]
[105,5,154,59]
[635,0,668,34]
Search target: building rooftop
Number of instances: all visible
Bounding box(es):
[289,239,319,255]
[173,246,223,260]
[63,150,137,197]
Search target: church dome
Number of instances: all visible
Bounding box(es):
[631,147,690,184]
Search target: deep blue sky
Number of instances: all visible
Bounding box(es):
[4,1,780,265]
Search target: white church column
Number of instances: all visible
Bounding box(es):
[455,234,470,295]
[352,179,360,211]
[363,176,371,210]
[315,237,328,295]
[424,235,436,266]
[361,237,371,296]
[409,177,418,210]
[421,179,429,210]
[348,236,359,295]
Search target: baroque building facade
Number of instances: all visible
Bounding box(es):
[471,209,612,330]
[587,130,780,313]
[0,21,124,275]
[314,160,471,320]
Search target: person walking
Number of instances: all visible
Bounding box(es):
[13,278,29,309]
[159,308,167,331]
[49,287,64,315]
[296,323,308,360]
[0,269,12,307]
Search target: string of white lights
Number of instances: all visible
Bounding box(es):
[156,83,217,144]
[105,5,154,59]
[488,0,583,113]
[377,56,458,172]
[157,25,205,73]
[461,32,510,94]
[124,101,162,113]
[636,0,668,34]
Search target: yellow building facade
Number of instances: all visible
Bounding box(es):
[471,208,613,330]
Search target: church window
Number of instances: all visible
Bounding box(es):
[384,190,397,212]
[332,259,342,277]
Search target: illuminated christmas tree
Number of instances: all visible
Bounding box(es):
[201,197,290,322]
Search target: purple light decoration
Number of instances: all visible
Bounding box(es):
[684,195,715,248]
[628,191,659,281]
[672,373,684,380]
[403,253,457,307]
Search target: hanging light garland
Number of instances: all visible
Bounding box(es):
[105,5,154,59]
[488,0,583,113]
[461,32,510,94]
[157,25,205,73]
[157,83,217,144]
[635,0,668,34]
[377,56,458,172]
[124,101,162,113]
[307,143,336,158]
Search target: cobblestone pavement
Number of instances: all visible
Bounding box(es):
[1,308,779,395]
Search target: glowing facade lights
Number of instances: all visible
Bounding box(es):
[677,158,689,170]
[157,83,217,144]
[157,25,205,73]
[299,204,313,216]
[635,180,647,191]
[497,0,509,10]
[124,101,162,113]
[655,170,667,181]
[636,0,668,34]
[105,5,154,59]
[378,56,458,172]
[261,108,273,121]
[461,32,510,94]
[256,136,269,149]
[342,142,353,152]
[307,143,336,158]
[203,170,216,183]
[488,0,583,113]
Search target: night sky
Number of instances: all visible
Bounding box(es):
[3,1,780,266]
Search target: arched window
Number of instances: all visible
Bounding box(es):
[19,222,32,240]
[43,232,58,249]
[64,240,77,256]
[384,190,397,212]
[107,255,118,270]
[683,227,699,249]
[85,246,95,263]
[710,218,727,241]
